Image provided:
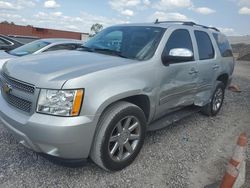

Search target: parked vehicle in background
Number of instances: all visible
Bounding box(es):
[0,35,23,51]
[7,35,39,44]
[0,38,84,69]
[0,21,234,171]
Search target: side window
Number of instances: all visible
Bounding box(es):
[163,29,193,57]
[45,44,77,52]
[213,33,233,57]
[0,38,9,45]
[194,31,215,60]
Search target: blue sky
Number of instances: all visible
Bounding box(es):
[0,0,250,35]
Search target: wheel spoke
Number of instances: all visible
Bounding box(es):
[124,117,132,130]
[110,142,119,156]
[128,122,138,132]
[110,135,119,142]
[124,142,133,153]
[118,145,124,160]
[116,122,123,133]
[129,134,139,140]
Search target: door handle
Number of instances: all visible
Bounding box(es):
[212,64,219,70]
[189,68,199,74]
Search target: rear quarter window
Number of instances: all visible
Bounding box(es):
[213,33,233,57]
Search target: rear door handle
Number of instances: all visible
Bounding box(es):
[212,65,219,70]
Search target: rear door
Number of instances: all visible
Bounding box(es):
[155,28,199,119]
[193,30,218,104]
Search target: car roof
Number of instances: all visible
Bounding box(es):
[114,21,222,34]
[39,38,83,44]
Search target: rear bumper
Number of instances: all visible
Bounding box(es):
[0,93,97,159]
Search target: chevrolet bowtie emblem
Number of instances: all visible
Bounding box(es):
[3,83,12,94]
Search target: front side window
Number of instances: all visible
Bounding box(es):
[213,33,233,57]
[9,40,50,56]
[83,26,165,61]
[194,31,215,60]
[163,29,193,56]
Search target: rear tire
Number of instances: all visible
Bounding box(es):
[90,101,146,171]
[201,81,225,116]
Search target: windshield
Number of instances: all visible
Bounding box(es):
[9,40,51,56]
[83,26,165,61]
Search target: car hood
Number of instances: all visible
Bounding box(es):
[2,50,138,89]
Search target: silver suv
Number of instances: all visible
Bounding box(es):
[0,21,234,171]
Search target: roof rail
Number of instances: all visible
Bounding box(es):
[154,19,220,32]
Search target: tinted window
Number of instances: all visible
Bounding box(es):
[9,40,50,56]
[213,33,233,57]
[195,31,214,60]
[163,29,193,56]
[84,26,165,61]
[45,44,78,52]
[0,38,10,45]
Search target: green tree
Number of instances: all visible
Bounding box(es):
[1,21,15,25]
[90,23,103,37]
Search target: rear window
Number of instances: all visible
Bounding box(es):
[213,33,233,57]
[194,31,215,60]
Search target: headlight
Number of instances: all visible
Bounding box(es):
[37,89,84,116]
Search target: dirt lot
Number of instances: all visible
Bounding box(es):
[0,61,249,188]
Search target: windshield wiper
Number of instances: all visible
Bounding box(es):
[78,46,95,52]
[93,48,128,58]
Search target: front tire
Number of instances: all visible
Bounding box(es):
[90,101,146,171]
[201,81,225,116]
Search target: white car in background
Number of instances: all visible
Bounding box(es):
[0,38,83,68]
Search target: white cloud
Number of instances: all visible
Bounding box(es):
[66,25,79,30]
[31,11,127,33]
[0,12,22,19]
[121,9,134,16]
[218,27,236,35]
[109,0,140,9]
[238,0,250,6]
[151,11,188,21]
[143,0,151,6]
[0,1,20,10]
[154,0,192,10]
[52,11,62,17]
[17,0,36,8]
[194,7,216,15]
[44,0,60,8]
[109,0,140,16]
[239,6,250,14]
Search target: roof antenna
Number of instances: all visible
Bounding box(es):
[155,19,159,24]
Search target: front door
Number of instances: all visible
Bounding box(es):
[155,29,199,119]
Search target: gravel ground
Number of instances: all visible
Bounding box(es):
[0,61,249,188]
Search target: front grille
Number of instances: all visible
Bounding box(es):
[0,72,35,113]
[1,72,35,94]
[5,93,32,112]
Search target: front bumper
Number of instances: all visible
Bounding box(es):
[0,93,97,159]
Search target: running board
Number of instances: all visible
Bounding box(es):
[147,106,201,131]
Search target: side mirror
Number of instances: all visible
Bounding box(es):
[162,48,194,65]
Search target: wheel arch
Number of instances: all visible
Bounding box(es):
[217,73,229,87]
